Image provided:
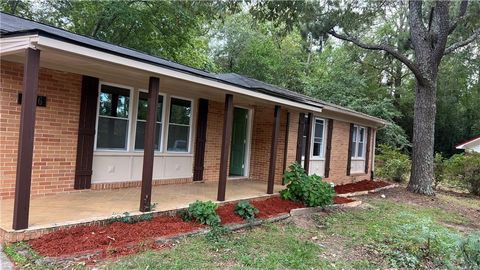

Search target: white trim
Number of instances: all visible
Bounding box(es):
[310,117,327,160]
[165,95,194,153]
[35,36,325,114]
[0,35,39,56]
[94,82,134,152]
[133,89,166,152]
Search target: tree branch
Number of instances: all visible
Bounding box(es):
[448,0,468,34]
[444,27,480,55]
[328,30,427,86]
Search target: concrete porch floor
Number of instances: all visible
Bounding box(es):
[0,180,282,231]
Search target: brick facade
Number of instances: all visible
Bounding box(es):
[0,61,82,199]
[0,60,375,200]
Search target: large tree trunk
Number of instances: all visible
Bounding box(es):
[408,80,436,195]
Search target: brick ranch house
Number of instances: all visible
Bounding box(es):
[0,13,386,232]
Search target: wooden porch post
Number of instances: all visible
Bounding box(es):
[217,94,234,201]
[267,105,281,194]
[295,113,305,164]
[13,48,40,230]
[282,111,290,185]
[324,119,334,178]
[193,98,209,181]
[139,76,160,212]
[304,112,313,174]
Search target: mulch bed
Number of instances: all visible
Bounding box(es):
[217,203,244,224]
[334,180,391,195]
[333,196,355,204]
[251,197,305,218]
[29,216,204,258]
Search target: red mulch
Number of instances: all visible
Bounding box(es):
[334,180,391,194]
[216,203,244,224]
[333,196,355,204]
[29,216,204,258]
[252,197,305,218]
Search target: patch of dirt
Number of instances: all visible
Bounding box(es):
[334,180,391,194]
[29,216,204,258]
[362,186,480,231]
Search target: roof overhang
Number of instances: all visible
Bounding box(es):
[455,136,480,149]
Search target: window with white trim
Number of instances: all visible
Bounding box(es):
[312,118,325,158]
[167,97,191,152]
[135,92,163,150]
[350,125,365,159]
[96,84,131,150]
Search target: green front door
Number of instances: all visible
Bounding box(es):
[229,107,248,176]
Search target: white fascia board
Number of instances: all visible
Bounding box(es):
[36,36,323,113]
[0,34,39,56]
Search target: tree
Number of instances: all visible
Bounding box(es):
[252,0,480,195]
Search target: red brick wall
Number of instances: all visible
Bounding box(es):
[0,61,82,199]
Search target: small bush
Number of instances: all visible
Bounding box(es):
[375,144,411,182]
[234,201,259,220]
[280,162,335,207]
[433,153,445,189]
[443,153,480,195]
[460,233,480,269]
[180,200,221,226]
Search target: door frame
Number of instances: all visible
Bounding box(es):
[228,105,253,179]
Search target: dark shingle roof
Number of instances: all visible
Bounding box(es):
[0,12,385,124]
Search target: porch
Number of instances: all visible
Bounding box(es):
[0,180,283,232]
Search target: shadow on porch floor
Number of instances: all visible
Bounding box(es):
[0,180,283,231]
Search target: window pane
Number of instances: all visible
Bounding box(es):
[137,92,163,122]
[135,122,161,150]
[314,120,324,138]
[359,128,365,142]
[167,125,189,152]
[169,98,191,125]
[313,142,320,157]
[358,142,364,158]
[97,118,128,149]
[350,140,356,158]
[352,126,357,143]
[99,85,130,118]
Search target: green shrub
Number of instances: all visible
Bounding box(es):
[180,200,221,226]
[460,233,480,269]
[434,153,446,189]
[443,153,480,195]
[280,162,335,207]
[375,144,411,182]
[234,201,259,220]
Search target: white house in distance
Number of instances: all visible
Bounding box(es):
[455,135,480,153]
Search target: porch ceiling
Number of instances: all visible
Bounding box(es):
[0,180,283,231]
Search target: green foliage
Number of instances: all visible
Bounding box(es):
[322,200,470,269]
[443,153,480,195]
[234,201,259,220]
[3,242,42,268]
[280,162,335,207]
[434,152,446,189]
[108,212,153,224]
[375,144,411,182]
[180,200,221,226]
[460,233,480,269]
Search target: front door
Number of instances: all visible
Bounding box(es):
[229,107,249,177]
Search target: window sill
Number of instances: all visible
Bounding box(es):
[94,151,193,157]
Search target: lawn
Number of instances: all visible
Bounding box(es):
[5,187,480,269]
[102,188,480,270]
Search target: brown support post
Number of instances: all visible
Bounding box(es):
[268,105,281,194]
[282,111,290,184]
[346,123,354,176]
[217,94,234,201]
[303,113,313,174]
[139,76,160,212]
[13,48,40,230]
[74,76,99,190]
[193,99,209,181]
[324,119,334,178]
[364,127,372,174]
[295,113,305,164]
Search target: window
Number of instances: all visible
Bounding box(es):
[167,98,191,152]
[135,92,163,150]
[96,84,131,150]
[350,125,365,159]
[312,118,325,158]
